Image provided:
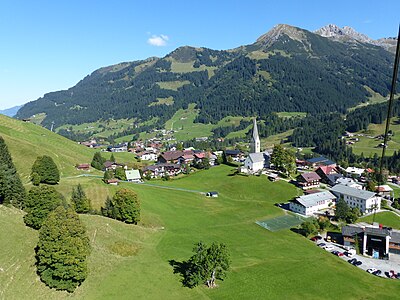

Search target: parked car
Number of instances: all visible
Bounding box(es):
[324,245,334,251]
[337,252,344,257]
[367,268,377,274]
[372,270,382,276]
[354,260,362,266]
[317,243,326,248]
[348,258,357,264]
[310,236,318,242]
[389,270,398,279]
[344,249,356,257]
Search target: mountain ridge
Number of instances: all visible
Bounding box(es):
[16,24,395,135]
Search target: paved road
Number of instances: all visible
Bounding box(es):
[314,240,400,279]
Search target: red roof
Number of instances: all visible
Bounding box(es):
[300,172,321,182]
[316,165,337,175]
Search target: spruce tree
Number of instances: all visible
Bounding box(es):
[24,185,64,229]
[36,205,90,292]
[0,136,26,208]
[31,155,60,185]
[91,152,106,170]
[71,184,91,213]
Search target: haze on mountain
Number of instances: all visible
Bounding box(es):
[16,24,396,132]
[0,105,23,117]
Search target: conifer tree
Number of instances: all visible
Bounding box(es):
[31,155,60,185]
[71,184,91,213]
[91,152,106,170]
[102,189,140,224]
[0,136,26,208]
[36,205,90,292]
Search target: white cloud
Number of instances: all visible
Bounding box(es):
[147,34,169,46]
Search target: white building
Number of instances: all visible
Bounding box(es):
[330,184,381,214]
[244,152,270,172]
[140,153,158,161]
[345,167,365,178]
[289,191,336,216]
[125,169,142,183]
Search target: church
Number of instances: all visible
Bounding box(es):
[243,118,270,172]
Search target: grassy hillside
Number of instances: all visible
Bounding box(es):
[1,165,400,299]
[0,114,98,181]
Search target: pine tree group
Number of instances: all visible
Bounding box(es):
[71,184,91,213]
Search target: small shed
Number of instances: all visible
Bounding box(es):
[206,191,219,198]
[106,179,119,186]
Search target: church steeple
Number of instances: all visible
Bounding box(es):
[250,117,260,153]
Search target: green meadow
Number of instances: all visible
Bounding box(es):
[1,116,400,299]
[360,211,400,230]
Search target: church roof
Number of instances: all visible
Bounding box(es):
[252,118,259,141]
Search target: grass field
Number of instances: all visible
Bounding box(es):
[0,114,98,181]
[2,161,400,299]
[349,118,400,156]
[359,211,400,229]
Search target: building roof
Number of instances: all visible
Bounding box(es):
[376,185,393,192]
[330,184,377,200]
[306,156,335,165]
[345,167,365,175]
[294,191,336,208]
[125,169,141,180]
[316,165,337,175]
[248,152,269,163]
[225,149,241,156]
[300,172,321,182]
[160,151,184,161]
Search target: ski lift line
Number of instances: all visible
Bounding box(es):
[376,25,400,224]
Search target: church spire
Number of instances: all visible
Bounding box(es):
[250,117,260,153]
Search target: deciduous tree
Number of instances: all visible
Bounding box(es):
[24,185,64,229]
[36,205,90,292]
[186,241,230,288]
[102,189,140,224]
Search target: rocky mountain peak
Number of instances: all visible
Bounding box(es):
[256,24,306,47]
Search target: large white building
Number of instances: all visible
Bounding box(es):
[330,184,381,214]
[289,191,336,216]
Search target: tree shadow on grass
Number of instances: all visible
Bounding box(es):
[168,259,195,288]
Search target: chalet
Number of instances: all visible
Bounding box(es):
[375,185,394,199]
[306,156,336,168]
[289,191,336,216]
[342,223,400,258]
[103,161,125,171]
[76,163,90,171]
[125,169,142,183]
[243,152,271,172]
[224,150,243,162]
[143,163,181,178]
[330,184,381,214]
[138,152,158,161]
[345,167,365,178]
[193,152,217,166]
[315,166,339,184]
[179,154,195,165]
[158,151,185,164]
[297,172,321,190]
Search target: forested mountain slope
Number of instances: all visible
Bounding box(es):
[16,24,395,129]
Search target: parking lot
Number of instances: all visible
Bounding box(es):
[314,239,400,279]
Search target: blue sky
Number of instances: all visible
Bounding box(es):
[1,0,399,109]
